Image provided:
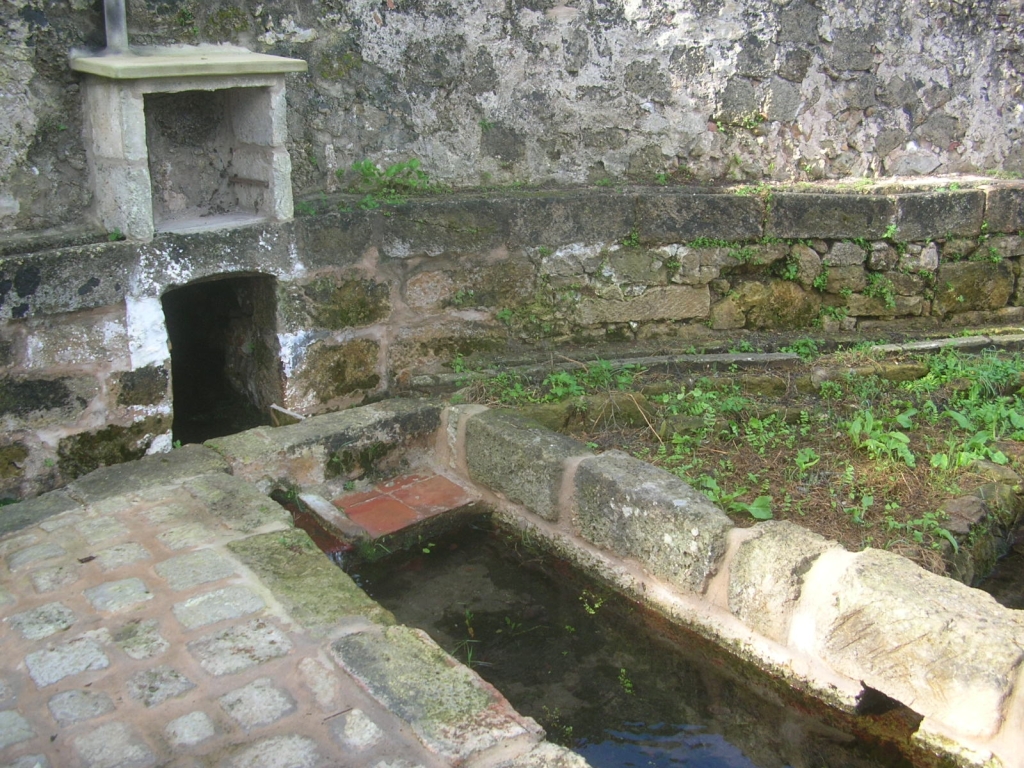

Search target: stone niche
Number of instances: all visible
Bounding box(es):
[71,48,307,240]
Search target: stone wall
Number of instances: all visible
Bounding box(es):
[1,183,1022,500]
[2,0,1023,233]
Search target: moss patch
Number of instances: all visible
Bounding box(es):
[115,366,169,407]
[0,443,29,480]
[57,416,169,481]
[303,338,381,402]
[227,529,393,633]
[0,378,74,416]
[305,277,391,330]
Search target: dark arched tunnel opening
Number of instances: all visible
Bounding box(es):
[161,273,284,445]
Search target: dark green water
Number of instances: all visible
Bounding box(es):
[351,520,919,768]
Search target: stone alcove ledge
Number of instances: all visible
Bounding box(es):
[70,45,307,241]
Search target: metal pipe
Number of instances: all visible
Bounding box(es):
[104,0,129,54]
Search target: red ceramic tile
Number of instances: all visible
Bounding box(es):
[390,475,476,519]
[344,496,420,537]
[377,474,430,492]
[331,488,382,508]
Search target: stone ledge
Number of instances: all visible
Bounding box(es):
[572,451,733,594]
[464,408,592,522]
[66,445,230,505]
[803,547,1024,740]
[206,399,442,486]
[331,624,544,763]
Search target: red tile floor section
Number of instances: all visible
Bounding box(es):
[332,473,476,537]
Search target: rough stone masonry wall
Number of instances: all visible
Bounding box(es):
[1,183,1023,501]
[448,404,1024,768]
[2,0,1023,232]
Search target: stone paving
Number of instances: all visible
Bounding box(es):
[0,445,582,768]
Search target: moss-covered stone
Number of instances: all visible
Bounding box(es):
[0,443,28,480]
[0,377,74,416]
[305,277,391,330]
[227,528,393,633]
[302,339,381,402]
[57,416,169,481]
[934,261,1015,315]
[734,280,821,329]
[202,5,251,40]
[326,441,395,480]
[115,366,169,407]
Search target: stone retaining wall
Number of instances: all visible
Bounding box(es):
[446,404,1024,768]
[1,182,1023,500]
[3,0,1024,233]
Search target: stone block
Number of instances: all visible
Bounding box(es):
[331,624,543,763]
[227,529,393,631]
[767,193,896,239]
[823,241,866,267]
[127,665,196,707]
[293,338,382,403]
[636,191,765,243]
[7,541,66,571]
[72,721,156,768]
[172,585,265,630]
[464,409,591,522]
[25,635,110,687]
[0,376,93,424]
[0,490,81,536]
[77,515,129,545]
[934,261,1014,315]
[165,711,217,747]
[295,214,374,274]
[576,285,710,325]
[380,197,511,259]
[67,444,230,504]
[0,709,35,749]
[96,542,151,571]
[329,708,384,751]
[572,452,733,594]
[8,602,76,640]
[895,190,985,240]
[156,522,215,550]
[809,548,1024,738]
[727,522,837,643]
[207,400,441,486]
[224,734,324,768]
[219,677,297,731]
[48,689,116,725]
[155,549,238,591]
[112,619,169,660]
[187,618,293,676]
[115,366,169,407]
[23,311,129,371]
[498,742,591,767]
[507,191,631,250]
[31,563,81,594]
[84,578,153,613]
[181,473,290,532]
[985,186,1024,233]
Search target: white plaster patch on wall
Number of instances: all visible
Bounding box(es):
[126,296,170,369]
[146,433,174,455]
[278,330,316,378]
[287,240,307,277]
[132,245,195,296]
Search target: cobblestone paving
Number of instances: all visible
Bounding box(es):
[0,468,461,768]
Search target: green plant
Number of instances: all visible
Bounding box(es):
[781,338,820,361]
[618,668,635,695]
[864,273,897,309]
[622,227,641,248]
[883,223,898,240]
[341,158,435,206]
[846,410,916,467]
[479,118,494,132]
[794,447,820,473]
[812,270,829,291]
[579,589,606,615]
[595,177,613,187]
[294,200,317,216]
[107,227,125,242]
